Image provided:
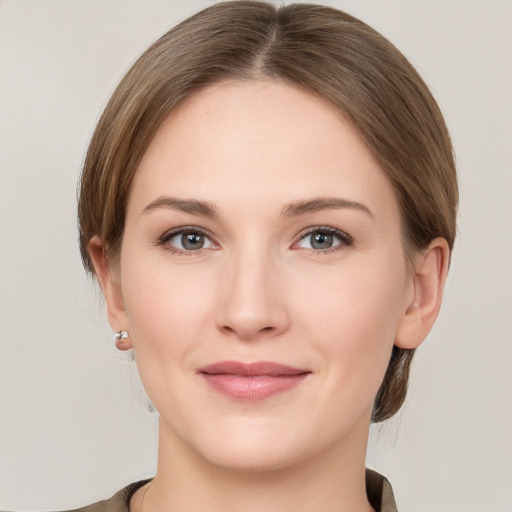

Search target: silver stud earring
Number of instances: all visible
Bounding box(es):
[114,330,129,342]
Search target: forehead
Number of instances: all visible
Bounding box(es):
[130,80,398,222]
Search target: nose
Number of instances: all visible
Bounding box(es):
[215,245,290,342]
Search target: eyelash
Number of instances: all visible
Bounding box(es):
[157,226,217,256]
[295,226,354,254]
[156,225,354,256]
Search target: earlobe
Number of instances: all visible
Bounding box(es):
[395,237,450,350]
[88,236,133,350]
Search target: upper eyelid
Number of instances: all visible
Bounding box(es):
[158,227,218,255]
[295,225,353,241]
[157,224,353,247]
[159,225,215,242]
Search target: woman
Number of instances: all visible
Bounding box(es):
[74,1,457,510]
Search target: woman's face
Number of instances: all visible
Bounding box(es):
[112,80,415,470]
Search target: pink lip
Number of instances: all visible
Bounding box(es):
[198,361,310,401]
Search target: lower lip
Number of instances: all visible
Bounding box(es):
[201,373,308,400]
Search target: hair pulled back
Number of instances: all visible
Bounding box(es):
[78,1,458,422]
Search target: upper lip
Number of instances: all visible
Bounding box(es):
[198,361,310,377]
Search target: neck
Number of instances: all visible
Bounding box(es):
[136,417,375,512]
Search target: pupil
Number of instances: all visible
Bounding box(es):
[312,232,332,249]
[182,233,204,250]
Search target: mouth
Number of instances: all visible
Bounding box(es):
[197,361,311,401]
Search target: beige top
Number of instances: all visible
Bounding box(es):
[66,469,398,512]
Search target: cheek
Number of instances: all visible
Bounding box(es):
[119,259,219,415]
[122,263,214,350]
[293,258,406,384]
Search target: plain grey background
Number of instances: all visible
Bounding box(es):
[1,1,511,510]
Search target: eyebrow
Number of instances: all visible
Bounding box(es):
[141,195,373,220]
[281,197,373,219]
[142,197,219,218]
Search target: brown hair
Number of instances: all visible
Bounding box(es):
[78,1,458,422]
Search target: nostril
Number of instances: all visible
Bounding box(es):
[219,323,277,341]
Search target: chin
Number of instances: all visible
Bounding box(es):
[183,415,330,474]
[201,440,304,473]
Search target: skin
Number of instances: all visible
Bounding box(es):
[90,80,449,512]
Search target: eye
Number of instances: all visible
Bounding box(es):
[160,227,217,253]
[294,227,353,252]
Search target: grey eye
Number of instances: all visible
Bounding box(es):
[181,233,205,250]
[296,230,345,251]
[310,232,335,249]
[168,231,214,251]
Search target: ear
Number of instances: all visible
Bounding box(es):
[395,237,450,350]
[88,236,133,350]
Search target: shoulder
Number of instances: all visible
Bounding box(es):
[55,472,395,512]
[366,468,398,512]
[61,480,151,512]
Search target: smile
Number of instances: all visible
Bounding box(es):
[198,361,311,401]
